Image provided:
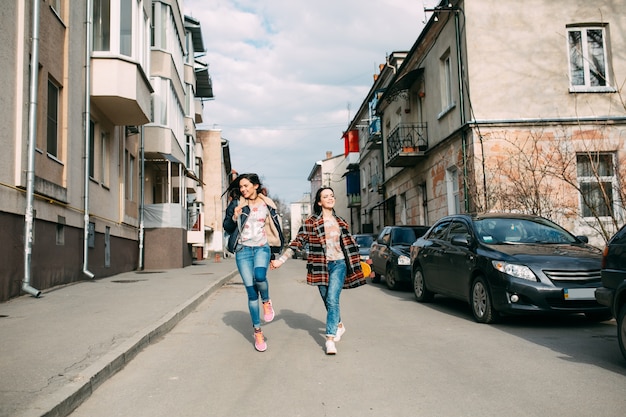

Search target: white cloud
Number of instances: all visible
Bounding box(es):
[184,0,437,204]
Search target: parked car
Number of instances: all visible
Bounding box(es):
[370,225,430,290]
[595,224,626,361]
[410,213,611,323]
[353,233,375,261]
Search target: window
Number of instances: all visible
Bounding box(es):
[93,0,149,69]
[577,153,615,217]
[56,216,65,245]
[186,135,194,170]
[120,0,132,56]
[400,193,407,225]
[89,120,95,178]
[428,220,451,240]
[448,221,470,242]
[440,51,453,112]
[50,0,63,18]
[567,25,611,91]
[125,151,135,201]
[446,167,460,215]
[93,0,111,51]
[101,131,110,187]
[47,80,60,157]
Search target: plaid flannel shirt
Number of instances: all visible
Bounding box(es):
[288,213,366,289]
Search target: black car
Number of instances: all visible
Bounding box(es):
[370,225,430,290]
[410,213,610,323]
[353,233,375,261]
[595,224,626,360]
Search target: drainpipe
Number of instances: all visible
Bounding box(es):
[22,0,42,297]
[138,126,145,270]
[454,8,470,213]
[82,0,94,278]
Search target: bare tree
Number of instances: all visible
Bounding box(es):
[468,124,626,244]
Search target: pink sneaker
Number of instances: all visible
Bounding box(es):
[254,329,267,352]
[325,340,337,355]
[262,300,275,322]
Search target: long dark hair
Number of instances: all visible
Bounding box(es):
[224,173,263,199]
[313,186,333,215]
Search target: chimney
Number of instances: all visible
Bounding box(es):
[326,151,332,159]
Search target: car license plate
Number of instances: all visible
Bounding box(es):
[563,288,595,300]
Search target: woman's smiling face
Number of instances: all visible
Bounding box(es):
[239,178,258,199]
[318,188,335,210]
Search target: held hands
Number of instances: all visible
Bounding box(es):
[270,259,284,270]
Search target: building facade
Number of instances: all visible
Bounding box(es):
[0,0,212,302]
[352,0,626,247]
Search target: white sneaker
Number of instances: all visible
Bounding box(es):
[325,340,337,355]
[334,323,346,342]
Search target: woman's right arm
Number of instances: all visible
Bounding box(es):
[223,201,237,233]
[273,224,308,266]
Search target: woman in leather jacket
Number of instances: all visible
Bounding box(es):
[223,173,284,352]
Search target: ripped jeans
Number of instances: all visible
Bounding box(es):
[235,244,271,328]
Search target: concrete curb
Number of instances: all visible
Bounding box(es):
[18,269,238,417]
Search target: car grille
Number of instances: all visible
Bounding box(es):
[543,269,601,286]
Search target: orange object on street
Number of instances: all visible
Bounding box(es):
[360,261,371,277]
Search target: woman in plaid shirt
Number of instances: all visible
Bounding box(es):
[271,186,366,355]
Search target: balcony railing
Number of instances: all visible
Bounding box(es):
[347,194,361,208]
[386,123,428,167]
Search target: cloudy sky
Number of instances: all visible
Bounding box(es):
[184,0,438,204]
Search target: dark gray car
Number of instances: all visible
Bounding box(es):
[595,224,626,360]
[370,225,430,290]
[410,213,610,323]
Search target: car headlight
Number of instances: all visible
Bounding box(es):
[491,261,537,281]
[397,255,410,266]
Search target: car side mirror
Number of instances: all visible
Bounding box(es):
[451,235,471,247]
[576,235,589,243]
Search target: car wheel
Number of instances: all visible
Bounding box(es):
[412,267,434,302]
[470,276,498,324]
[618,304,626,361]
[584,310,613,322]
[385,265,401,291]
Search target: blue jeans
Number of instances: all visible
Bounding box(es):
[317,260,346,337]
[235,245,271,328]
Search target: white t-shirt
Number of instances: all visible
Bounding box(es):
[241,203,269,247]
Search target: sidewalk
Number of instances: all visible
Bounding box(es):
[0,257,239,417]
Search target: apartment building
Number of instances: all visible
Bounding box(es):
[142,5,213,269]
[352,0,626,246]
[0,0,212,301]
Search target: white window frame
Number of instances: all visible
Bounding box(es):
[446,166,460,215]
[577,152,617,218]
[93,0,150,70]
[438,50,455,117]
[567,25,613,92]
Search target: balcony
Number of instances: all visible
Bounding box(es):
[386,123,428,167]
[347,194,361,208]
[91,57,152,125]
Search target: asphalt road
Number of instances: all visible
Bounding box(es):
[69,260,626,417]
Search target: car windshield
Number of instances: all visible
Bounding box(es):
[474,217,578,244]
[355,235,373,247]
[391,228,417,245]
